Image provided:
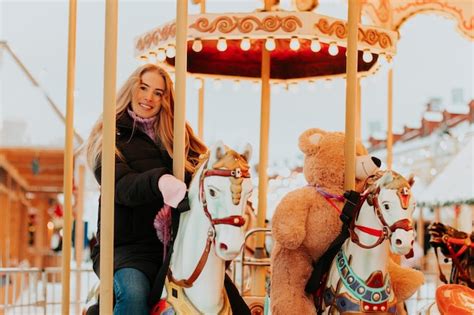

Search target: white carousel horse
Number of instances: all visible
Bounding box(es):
[323,171,416,314]
[154,141,253,315]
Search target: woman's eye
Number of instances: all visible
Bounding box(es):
[383,204,390,210]
[140,86,147,91]
[209,189,216,197]
[155,92,163,97]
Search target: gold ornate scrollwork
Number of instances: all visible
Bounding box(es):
[315,18,392,48]
[135,23,176,51]
[190,15,302,34]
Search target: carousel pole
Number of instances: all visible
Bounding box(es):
[173,0,189,180]
[252,0,272,297]
[386,68,393,169]
[197,1,206,139]
[61,0,77,313]
[74,165,85,315]
[99,1,118,314]
[344,0,361,191]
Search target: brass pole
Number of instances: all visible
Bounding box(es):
[74,165,85,315]
[344,0,360,191]
[99,1,118,314]
[387,68,393,170]
[173,0,189,181]
[61,0,77,313]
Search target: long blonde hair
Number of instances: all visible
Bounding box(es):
[86,64,208,174]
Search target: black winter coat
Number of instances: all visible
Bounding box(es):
[91,112,186,283]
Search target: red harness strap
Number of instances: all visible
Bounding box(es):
[354,225,383,237]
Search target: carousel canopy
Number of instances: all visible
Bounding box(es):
[134,11,398,82]
[419,135,474,206]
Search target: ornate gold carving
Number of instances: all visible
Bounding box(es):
[190,15,303,34]
[393,0,473,32]
[135,23,176,51]
[314,18,392,48]
[363,0,391,24]
[314,19,347,38]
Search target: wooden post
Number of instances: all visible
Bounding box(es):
[74,165,85,315]
[344,0,360,191]
[386,68,393,170]
[173,0,189,181]
[61,1,77,313]
[99,1,118,314]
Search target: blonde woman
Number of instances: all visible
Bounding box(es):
[86,64,250,315]
[87,64,206,315]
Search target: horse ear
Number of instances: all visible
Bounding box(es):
[241,143,252,162]
[407,174,415,187]
[378,171,393,187]
[209,140,226,166]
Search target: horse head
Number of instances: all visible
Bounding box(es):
[365,171,416,257]
[193,141,253,261]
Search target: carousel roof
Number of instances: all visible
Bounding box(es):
[135,11,398,82]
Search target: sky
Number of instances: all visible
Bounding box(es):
[1,0,473,164]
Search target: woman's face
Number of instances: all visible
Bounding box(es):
[131,70,166,118]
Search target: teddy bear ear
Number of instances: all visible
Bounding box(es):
[298,128,326,154]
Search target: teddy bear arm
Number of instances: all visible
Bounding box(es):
[387,258,424,301]
[272,189,315,250]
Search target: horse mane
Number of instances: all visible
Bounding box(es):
[193,148,250,205]
[365,170,411,192]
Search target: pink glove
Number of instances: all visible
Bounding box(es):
[158,174,187,208]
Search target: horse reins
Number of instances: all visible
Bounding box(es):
[315,182,414,259]
[168,160,249,288]
[434,234,474,287]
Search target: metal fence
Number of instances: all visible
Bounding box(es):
[0,267,97,315]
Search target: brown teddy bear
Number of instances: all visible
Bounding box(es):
[270,128,424,315]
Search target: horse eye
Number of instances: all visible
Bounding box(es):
[384,204,390,210]
[209,189,216,197]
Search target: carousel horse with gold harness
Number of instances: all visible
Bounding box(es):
[322,171,416,314]
[428,222,474,289]
[151,141,253,315]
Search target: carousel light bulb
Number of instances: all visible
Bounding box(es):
[289,83,299,94]
[217,38,227,52]
[323,79,332,89]
[156,49,167,62]
[232,80,241,91]
[192,39,203,52]
[362,50,373,63]
[148,51,157,64]
[307,80,316,91]
[310,38,321,52]
[252,81,260,92]
[240,37,251,51]
[328,42,339,56]
[139,55,148,65]
[213,79,222,90]
[289,37,300,51]
[193,78,203,90]
[166,45,176,58]
[265,37,276,51]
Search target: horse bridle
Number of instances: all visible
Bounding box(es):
[168,159,250,288]
[349,186,415,259]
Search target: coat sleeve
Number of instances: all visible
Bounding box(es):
[94,156,171,207]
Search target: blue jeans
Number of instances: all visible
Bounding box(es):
[113,268,150,315]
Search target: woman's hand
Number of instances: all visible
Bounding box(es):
[158,174,187,208]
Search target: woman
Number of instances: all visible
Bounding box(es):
[87,64,249,314]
